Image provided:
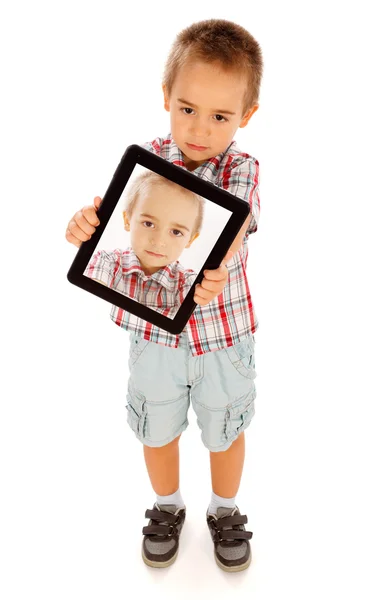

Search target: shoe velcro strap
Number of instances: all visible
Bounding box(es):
[219,529,253,541]
[218,515,248,527]
[144,509,178,523]
[142,524,173,536]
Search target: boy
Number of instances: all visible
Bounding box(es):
[85,170,204,318]
[66,19,262,573]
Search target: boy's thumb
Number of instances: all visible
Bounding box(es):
[94,196,103,210]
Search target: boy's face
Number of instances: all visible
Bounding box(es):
[123,182,199,275]
[163,60,259,170]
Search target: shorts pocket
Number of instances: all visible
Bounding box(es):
[128,335,149,368]
[224,336,256,379]
[126,387,148,439]
[225,390,256,440]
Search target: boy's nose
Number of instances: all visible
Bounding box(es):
[189,116,210,138]
[150,236,166,248]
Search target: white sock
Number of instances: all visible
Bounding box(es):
[208,491,236,516]
[156,488,185,509]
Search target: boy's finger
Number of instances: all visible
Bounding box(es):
[199,278,223,293]
[74,211,98,236]
[82,205,100,226]
[203,263,228,281]
[65,229,82,248]
[203,250,233,280]
[68,219,92,242]
[194,284,208,300]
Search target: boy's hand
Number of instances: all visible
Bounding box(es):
[194,250,234,306]
[65,196,102,248]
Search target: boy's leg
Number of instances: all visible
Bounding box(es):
[143,434,181,496]
[209,431,245,497]
[127,333,189,500]
[206,431,253,573]
[127,334,190,568]
[189,334,256,572]
[142,434,186,568]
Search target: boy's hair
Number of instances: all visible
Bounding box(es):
[163,19,263,114]
[124,170,205,235]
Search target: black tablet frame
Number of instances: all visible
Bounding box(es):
[67,144,250,334]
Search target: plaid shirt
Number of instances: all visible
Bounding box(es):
[110,133,260,355]
[85,248,196,319]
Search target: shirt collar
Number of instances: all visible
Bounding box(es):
[123,248,181,293]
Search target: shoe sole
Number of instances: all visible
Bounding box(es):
[141,544,179,568]
[214,550,252,572]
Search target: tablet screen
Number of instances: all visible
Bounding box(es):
[83,164,232,320]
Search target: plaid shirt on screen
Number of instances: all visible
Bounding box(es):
[109,133,260,356]
[85,248,196,319]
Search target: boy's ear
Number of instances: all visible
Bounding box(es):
[240,104,259,128]
[185,232,200,248]
[123,211,131,231]
[162,84,170,112]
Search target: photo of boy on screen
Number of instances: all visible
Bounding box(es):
[84,170,205,319]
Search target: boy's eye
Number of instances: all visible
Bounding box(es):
[142,221,154,228]
[214,114,227,122]
[172,229,183,237]
[182,107,195,115]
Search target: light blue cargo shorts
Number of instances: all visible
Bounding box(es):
[126,330,257,452]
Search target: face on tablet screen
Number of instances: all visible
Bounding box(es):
[83,165,232,319]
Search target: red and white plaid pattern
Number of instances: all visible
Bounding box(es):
[85,248,196,319]
[109,133,260,355]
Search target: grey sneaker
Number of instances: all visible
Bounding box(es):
[142,503,186,568]
[206,506,253,572]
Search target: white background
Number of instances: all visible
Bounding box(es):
[1,1,379,599]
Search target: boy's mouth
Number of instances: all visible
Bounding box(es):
[186,142,208,151]
[146,250,165,258]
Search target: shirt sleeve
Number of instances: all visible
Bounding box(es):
[221,157,260,236]
[84,249,122,289]
[141,137,163,156]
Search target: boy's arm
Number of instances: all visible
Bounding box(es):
[195,158,259,303]
[228,213,252,254]
[222,157,261,253]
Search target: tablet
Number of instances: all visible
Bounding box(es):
[67,144,250,335]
